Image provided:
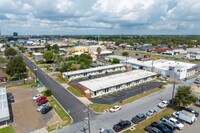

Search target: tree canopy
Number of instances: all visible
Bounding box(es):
[43,52,54,63]
[174,86,197,107]
[122,51,129,57]
[4,48,17,57]
[97,47,102,57]
[6,56,27,79]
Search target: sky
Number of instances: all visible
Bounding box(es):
[0,0,200,35]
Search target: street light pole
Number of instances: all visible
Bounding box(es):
[87,105,91,133]
[172,70,176,103]
[34,67,38,83]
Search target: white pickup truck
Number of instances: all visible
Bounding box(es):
[174,110,197,124]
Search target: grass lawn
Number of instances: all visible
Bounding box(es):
[123,108,177,133]
[89,86,166,113]
[47,96,72,132]
[0,126,15,133]
[54,76,68,84]
[67,87,83,97]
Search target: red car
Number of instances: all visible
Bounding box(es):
[36,96,46,103]
[37,99,48,106]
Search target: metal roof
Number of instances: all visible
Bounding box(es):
[0,88,10,122]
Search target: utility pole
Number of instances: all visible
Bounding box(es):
[172,70,176,103]
[87,105,91,133]
[34,67,38,83]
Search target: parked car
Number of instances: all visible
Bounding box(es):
[168,117,184,130]
[195,99,200,107]
[131,113,147,124]
[41,106,52,114]
[36,96,46,103]
[37,103,48,112]
[113,120,131,132]
[178,110,197,124]
[151,122,172,133]
[194,78,200,84]
[109,106,121,113]
[183,107,199,117]
[158,101,169,109]
[172,112,179,118]
[37,99,48,106]
[146,109,157,116]
[32,94,42,100]
[160,122,176,132]
[144,125,163,133]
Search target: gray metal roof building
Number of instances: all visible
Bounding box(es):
[0,87,10,123]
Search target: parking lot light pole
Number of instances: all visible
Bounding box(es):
[172,71,176,104]
[34,67,38,83]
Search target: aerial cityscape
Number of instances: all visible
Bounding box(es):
[0,0,200,133]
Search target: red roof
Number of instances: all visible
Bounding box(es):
[150,47,176,53]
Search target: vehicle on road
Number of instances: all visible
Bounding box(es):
[131,113,147,124]
[160,121,176,132]
[144,125,163,133]
[37,103,48,112]
[37,99,48,106]
[32,94,42,100]
[41,106,52,114]
[113,120,131,132]
[194,78,200,84]
[183,107,199,117]
[36,96,46,103]
[175,110,197,124]
[99,129,114,133]
[158,101,169,109]
[146,109,157,116]
[151,122,172,133]
[109,106,121,113]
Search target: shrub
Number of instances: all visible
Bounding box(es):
[42,90,52,97]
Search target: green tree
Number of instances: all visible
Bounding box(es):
[4,48,17,57]
[0,57,7,63]
[18,46,25,53]
[52,44,59,52]
[122,51,129,66]
[45,44,51,51]
[174,86,197,107]
[70,63,78,70]
[112,58,120,64]
[6,56,27,79]
[42,90,52,97]
[43,52,53,63]
[97,47,102,59]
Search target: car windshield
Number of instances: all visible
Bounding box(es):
[112,106,118,109]
[175,121,180,124]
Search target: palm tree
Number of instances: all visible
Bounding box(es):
[122,51,129,66]
[96,47,102,59]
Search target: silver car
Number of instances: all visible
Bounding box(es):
[146,109,157,116]
[37,103,48,112]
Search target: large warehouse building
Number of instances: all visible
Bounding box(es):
[0,87,10,123]
[62,64,126,80]
[79,70,157,97]
[106,55,198,80]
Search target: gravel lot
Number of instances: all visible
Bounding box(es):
[7,86,60,133]
[176,105,200,133]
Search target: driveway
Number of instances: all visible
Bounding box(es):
[7,86,60,133]
[89,82,163,104]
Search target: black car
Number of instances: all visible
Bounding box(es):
[151,122,172,133]
[183,107,199,117]
[131,113,147,124]
[41,106,52,114]
[161,122,176,132]
[113,120,131,132]
[144,125,163,133]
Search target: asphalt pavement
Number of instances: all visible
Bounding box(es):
[18,52,97,123]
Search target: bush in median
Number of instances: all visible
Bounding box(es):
[42,90,52,97]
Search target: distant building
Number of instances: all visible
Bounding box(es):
[162,49,186,56]
[71,46,89,53]
[32,53,43,60]
[13,32,18,36]
[0,71,6,82]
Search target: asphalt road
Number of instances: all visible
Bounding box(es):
[18,52,96,123]
[56,77,198,133]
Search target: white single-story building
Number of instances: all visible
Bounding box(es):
[79,70,157,97]
[186,52,200,60]
[106,55,198,80]
[162,49,186,55]
[62,64,126,80]
[0,87,10,123]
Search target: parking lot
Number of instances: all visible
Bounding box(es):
[7,86,60,133]
[89,82,163,104]
[176,105,200,133]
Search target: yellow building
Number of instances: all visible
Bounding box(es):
[71,46,89,53]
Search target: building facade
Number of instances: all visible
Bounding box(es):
[0,88,10,123]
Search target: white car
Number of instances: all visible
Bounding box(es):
[37,103,48,112]
[169,117,184,130]
[172,111,180,118]
[32,94,42,100]
[109,106,121,113]
[157,100,169,109]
